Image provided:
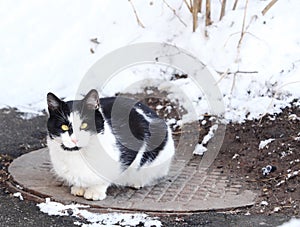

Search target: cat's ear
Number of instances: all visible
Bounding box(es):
[84,89,100,110]
[47,92,62,111]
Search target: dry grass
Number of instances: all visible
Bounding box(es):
[190,0,231,33]
[232,0,239,10]
[127,0,280,33]
[192,0,200,32]
[262,0,278,16]
[205,0,212,26]
[163,0,187,27]
[189,0,278,33]
[237,0,249,49]
[219,0,227,21]
[128,0,145,28]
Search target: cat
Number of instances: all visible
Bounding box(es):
[46,89,175,200]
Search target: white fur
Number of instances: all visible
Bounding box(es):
[114,127,175,188]
[135,107,153,122]
[48,112,175,200]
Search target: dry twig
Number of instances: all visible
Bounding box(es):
[215,68,229,85]
[205,0,212,26]
[204,0,212,36]
[232,0,239,10]
[183,0,192,13]
[237,0,249,49]
[219,0,227,21]
[216,70,258,75]
[198,0,202,13]
[128,0,145,28]
[230,72,237,94]
[192,0,200,32]
[163,0,187,27]
[90,38,100,45]
[262,0,278,16]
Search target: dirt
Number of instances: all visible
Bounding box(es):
[214,101,300,216]
[0,92,299,220]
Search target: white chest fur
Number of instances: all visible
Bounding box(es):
[47,123,122,187]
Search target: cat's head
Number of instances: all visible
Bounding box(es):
[47,89,104,151]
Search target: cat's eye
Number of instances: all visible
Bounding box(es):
[61,124,69,131]
[80,122,88,130]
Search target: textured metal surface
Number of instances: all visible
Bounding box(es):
[8,148,257,212]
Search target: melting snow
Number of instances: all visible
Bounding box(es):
[37,198,161,227]
[278,218,300,227]
[13,192,24,201]
[194,124,218,155]
[259,139,275,150]
[0,0,299,123]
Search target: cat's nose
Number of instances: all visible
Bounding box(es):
[71,138,78,145]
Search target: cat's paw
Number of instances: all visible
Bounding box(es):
[84,186,107,201]
[132,184,143,190]
[71,186,85,197]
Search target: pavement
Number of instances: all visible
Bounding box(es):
[0,108,295,226]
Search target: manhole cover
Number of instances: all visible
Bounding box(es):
[8,148,257,213]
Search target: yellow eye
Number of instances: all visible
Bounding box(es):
[61,124,69,131]
[80,123,88,130]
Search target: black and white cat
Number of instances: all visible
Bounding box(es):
[47,89,175,200]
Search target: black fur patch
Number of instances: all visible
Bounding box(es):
[99,96,168,169]
[61,144,80,151]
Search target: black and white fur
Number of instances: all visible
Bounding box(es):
[47,89,175,200]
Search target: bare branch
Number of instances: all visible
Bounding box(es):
[262,0,278,16]
[219,0,227,21]
[128,0,145,28]
[183,0,192,13]
[163,0,187,27]
[230,73,237,94]
[216,70,258,75]
[237,0,249,49]
[232,0,238,10]
[198,0,202,13]
[205,0,212,26]
[192,0,200,32]
[215,68,229,85]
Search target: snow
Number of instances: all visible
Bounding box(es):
[259,138,275,150]
[278,218,300,227]
[201,124,219,145]
[260,201,268,206]
[193,124,218,155]
[13,192,24,201]
[37,198,161,227]
[288,114,300,121]
[193,144,207,156]
[0,0,299,123]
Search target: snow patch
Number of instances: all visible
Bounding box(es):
[37,198,161,227]
[194,124,218,155]
[202,124,219,145]
[13,192,24,201]
[278,218,300,227]
[193,144,207,156]
[259,139,275,150]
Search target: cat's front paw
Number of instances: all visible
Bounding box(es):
[71,186,85,197]
[132,184,143,190]
[84,186,107,201]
